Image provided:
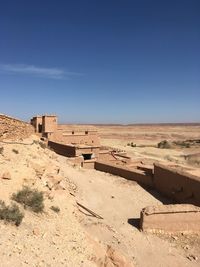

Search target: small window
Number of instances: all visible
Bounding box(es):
[85,131,88,135]
[82,153,92,160]
[72,131,74,135]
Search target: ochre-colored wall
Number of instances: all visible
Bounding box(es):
[30,115,100,147]
[82,161,95,169]
[141,204,200,233]
[42,116,57,133]
[52,130,100,146]
[31,116,42,133]
[48,141,76,157]
[154,163,200,206]
[95,161,153,187]
[76,147,99,157]
[98,152,117,162]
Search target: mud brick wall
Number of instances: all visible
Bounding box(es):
[98,152,116,162]
[48,141,76,157]
[154,163,200,206]
[95,161,153,187]
[82,161,95,169]
[52,131,100,146]
[76,147,99,157]
[140,204,200,233]
[0,114,34,141]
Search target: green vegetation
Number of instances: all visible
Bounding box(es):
[0,200,24,226]
[12,187,44,213]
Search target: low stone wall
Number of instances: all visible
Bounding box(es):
[98,152,116,162]
[83,160,95,169]
[95,161,153,187]
[141,204,200,233]
[154,163,200,206]
[48,141,76,157]
[0,114,34,140]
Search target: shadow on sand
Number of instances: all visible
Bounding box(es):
[127,218,140,230]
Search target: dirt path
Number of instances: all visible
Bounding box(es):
[60,161,199,267]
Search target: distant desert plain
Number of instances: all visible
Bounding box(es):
[95,123,200,175]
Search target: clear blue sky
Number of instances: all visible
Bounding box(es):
[0,0,199,123]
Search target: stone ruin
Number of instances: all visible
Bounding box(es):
[1,113,199,234]
[30,114,100,168]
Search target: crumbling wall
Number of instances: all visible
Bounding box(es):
[154,163,200,206]
[95,161,153,187]
[141,204,200,233]
[48,141,76,157]
[0,114,34,140]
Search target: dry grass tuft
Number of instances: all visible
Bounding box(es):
[0,200,24,226]
[12,187,44,213]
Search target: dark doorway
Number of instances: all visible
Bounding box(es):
[82,153,92,160]
[38,124,42,133]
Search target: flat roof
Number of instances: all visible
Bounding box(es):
[58,124,98,131]
[54,141,99,149]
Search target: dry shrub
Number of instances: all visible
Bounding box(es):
[174,141,190,148]
[50,206,60,213]
[0,200,24,226]
[127,142,136,147]
[12,187,44,213]
[158,140,172,149]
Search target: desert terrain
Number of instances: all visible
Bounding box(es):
[96,124,200,174]
[0,122,200,267]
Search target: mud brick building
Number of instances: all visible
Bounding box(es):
[31,115,100,167]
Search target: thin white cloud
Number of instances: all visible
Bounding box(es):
[0,64,82,79]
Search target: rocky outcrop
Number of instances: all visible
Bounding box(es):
[0,114,34,140]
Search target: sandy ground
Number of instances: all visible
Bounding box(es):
[96,124,200,144]
[96,124,200,173]
[62,162,200,267]
[0,137,96,267]
[0,127,200,267]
